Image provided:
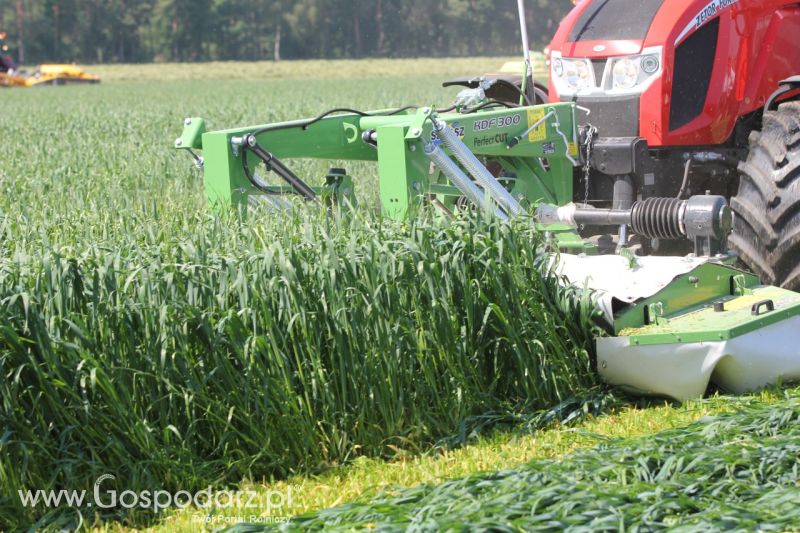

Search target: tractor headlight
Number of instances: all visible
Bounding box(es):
[612,58,639,90]
[551,53,593,95]
[609,47,663,93]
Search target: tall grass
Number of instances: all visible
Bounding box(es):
[0,211,599,528]
[0,65,598,529]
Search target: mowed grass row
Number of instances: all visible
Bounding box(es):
[87,57,526,82]
[146,389,774,533]
[235,389,800,532]
[0,63,598,529]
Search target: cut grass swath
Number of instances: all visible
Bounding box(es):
[229,389,800,532]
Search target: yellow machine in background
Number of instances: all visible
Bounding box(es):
[0,31,100,87]
[0,71,27,87]
[25,64,100,86]
[1,64,100,87]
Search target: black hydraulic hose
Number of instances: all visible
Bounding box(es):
[241,148,275,195]
[247,104,464,142]
[250,105,420,137]
[462,100,517,114]
[493,78,532,106]
[241,147,293,196]
[299,107,414,130]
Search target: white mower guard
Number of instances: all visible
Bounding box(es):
[556,254,800,401]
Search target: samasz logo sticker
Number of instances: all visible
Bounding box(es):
[430,122,465,145]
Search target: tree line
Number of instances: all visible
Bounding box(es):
[0,0,571,64]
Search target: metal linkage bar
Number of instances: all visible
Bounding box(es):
[536,195,732,256]
[243,133,319,203]
[517,0,535,104]
[433,119,524,218]
[425,143,509,221]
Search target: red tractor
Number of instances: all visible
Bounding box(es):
[547,0,800,290]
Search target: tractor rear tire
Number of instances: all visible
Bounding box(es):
[731,101,800,291]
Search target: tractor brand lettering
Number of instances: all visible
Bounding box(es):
[473,114,522,133]
[675,0,738,45]
[474,133,509,148]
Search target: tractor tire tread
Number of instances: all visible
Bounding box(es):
[785,263,800,291]
[731,101,800,291]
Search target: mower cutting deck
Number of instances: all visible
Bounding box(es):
[559,254,800,400]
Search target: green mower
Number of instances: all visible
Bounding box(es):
[175,1,800,401]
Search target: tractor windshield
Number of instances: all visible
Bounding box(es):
[567,0,664,42]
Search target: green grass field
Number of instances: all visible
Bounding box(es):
[1,59,798,532]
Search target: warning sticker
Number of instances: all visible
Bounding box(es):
[526,108,547,142]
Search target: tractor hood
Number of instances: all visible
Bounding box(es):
[553,0,746,58]
[560,0,665,57]
[547,0,753,143]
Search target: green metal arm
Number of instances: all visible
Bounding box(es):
[175,103,579,220]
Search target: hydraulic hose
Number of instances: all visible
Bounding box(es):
[250,106,421,137]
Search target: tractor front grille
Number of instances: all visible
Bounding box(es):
[590,60,606,86]
[564,95,640,138]
[670,18,719,131]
